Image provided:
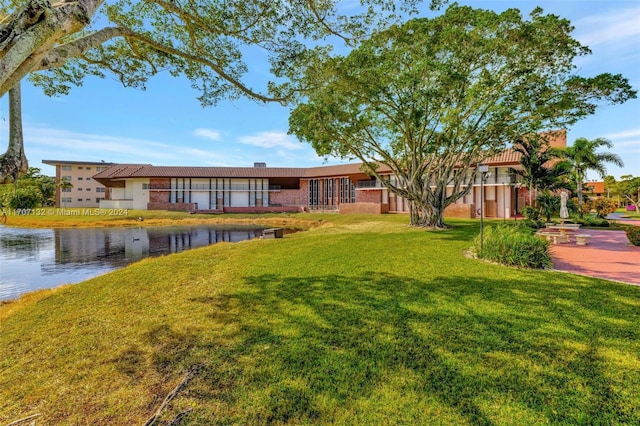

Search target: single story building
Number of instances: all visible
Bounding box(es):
[91,130,567,219]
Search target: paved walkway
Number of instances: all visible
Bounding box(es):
[550,227,640,286]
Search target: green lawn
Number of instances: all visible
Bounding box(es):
[1,215,638,425]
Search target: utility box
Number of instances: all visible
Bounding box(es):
[261,228,284,239]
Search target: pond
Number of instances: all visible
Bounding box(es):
[0,224,265,301]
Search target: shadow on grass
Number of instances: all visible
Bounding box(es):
[174,272,640,424]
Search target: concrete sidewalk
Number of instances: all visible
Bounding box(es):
[550,228,640,286]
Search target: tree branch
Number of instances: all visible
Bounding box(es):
[144,370,194,426]
[305,0,351,44]
[121,28,291,103]
[35,26,125,69]
[0,0,105,96]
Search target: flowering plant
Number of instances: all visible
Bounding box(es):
[626,226,640,246]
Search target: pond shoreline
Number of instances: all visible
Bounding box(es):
[0,223,275,302]
[1,211,318,230]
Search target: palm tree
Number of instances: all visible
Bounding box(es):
[57,177,73,208]
[564,138,624,217]
[510,135,571,207]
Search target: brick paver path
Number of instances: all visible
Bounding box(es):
[550,228,640,285]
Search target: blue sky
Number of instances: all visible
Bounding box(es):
[4,0,639,181]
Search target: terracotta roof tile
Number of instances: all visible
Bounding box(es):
[93,164,307,180]
[302,163,394,177]
[483,149,522,165]
[92,145,532,185]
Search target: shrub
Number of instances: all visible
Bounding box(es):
[575,216,610,227]
[8,187,43,210]
[572,197,591,215]
[517,218,544,229]
[536,193,560,223]
[522,206,539,221]
[473,225,552,269]
[591,197,617,218]
[626,226,640,246]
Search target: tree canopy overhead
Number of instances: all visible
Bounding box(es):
[0,0,446,102]
[289,4,637,228]
[0,0,447,182]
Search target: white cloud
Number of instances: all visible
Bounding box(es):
[26,126,178,162]
[603,128,640,140]
[23,124,355,174]
[612,140,640,149]
[237,131,303,150]
[193,128,223,141]
[574,5,640,47]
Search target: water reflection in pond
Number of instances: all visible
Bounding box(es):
[0,225,264,301]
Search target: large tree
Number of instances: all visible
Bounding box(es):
[619,174,640,213]
[0,82,28,181]
[289,5,636,227]
[564,137,624,217]
[0,0,447,182]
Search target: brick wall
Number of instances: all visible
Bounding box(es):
[444,203,475,218]
[147,202,196,211]
[223,206,305,213]
[270,189,305,207]
[150,178,171,189]
[149,179,171,204]
[355,190,382,203]
[339,202,389,214]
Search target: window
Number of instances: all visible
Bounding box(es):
[96,198,102,203]
[142,183,150,190]
[86,167,91,170]
[77,198,83,202]
[78,166,83,170]
[97,166,108,172]
[61,188,71,193]
[78,177,83,180]
[308,179,319,207]
[96,187,105,193]
[86,198,91,202]
[86,188,91,191]
[339,177,354,204]
[62,197,72,203]
[62,175,71,181]
[61,165,72,171]
[78,188,83,191]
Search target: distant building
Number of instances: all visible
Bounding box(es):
[584,181,606,198]
[42,160,115,208]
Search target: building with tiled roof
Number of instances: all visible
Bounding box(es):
[54,130,566,218]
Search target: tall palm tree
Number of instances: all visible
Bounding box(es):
[565,137,624,217]
[510,135,571,207]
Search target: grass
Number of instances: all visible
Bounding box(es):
[1,214,639,424]
[1,208,320,229]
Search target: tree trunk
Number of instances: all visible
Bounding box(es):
[529,183,534,207]
[408,200,420,226]
[0,82,28,183]
[0,0,105,96]
[577,180,583,218]
[408,197,448,229]
[422,207,446,229]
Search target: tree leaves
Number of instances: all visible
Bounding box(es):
[289,4,636,227]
